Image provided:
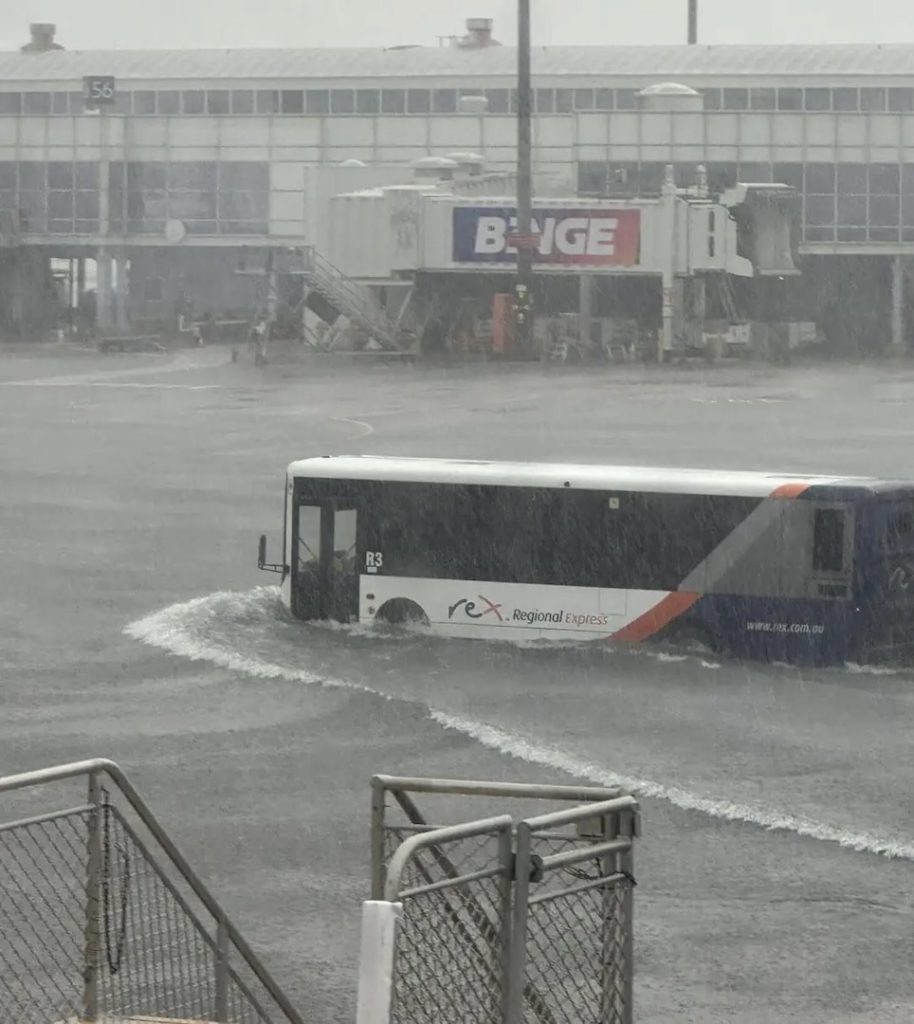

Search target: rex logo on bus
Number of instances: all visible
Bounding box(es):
[452,206,641,266]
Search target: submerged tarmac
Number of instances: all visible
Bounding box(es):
[2,345,914,1022]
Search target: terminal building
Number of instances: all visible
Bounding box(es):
[2,19,914,353]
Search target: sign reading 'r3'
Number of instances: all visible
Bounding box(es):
[366,551,383,573]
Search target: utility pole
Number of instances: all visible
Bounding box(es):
[688,0,698,43]
[515,0,534,356]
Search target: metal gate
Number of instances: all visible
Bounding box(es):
[367,776,639,1024]
[0,759,304,1024]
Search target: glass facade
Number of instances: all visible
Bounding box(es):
[109,160,269,235]
[5,84,914,115]
[0,160,267,236]
[577,159,914,243]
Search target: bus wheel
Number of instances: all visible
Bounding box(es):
[375,599,429,628]
[671,623,717,656]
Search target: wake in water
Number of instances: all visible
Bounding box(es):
[125,585,914,862]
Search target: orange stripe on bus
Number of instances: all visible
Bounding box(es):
[770,482,809,499]
[612,591,701,643]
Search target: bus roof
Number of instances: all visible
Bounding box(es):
[287,456,882,498]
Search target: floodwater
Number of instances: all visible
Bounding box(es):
[2,344,914,1022]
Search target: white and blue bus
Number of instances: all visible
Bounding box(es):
[257,455,914,665]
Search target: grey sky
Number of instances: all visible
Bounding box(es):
[3,0,913,51]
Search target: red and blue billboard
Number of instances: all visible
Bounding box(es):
[452,206,641,266]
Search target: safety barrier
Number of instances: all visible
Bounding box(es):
[0,759,303,1024]
[363,776,639,1024]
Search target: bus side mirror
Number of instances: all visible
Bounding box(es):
[258,534,267,569]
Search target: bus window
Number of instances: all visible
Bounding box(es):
[297,504,321,572]
[334,507,357,571]
[812,508,845,573]
[884,507,914,550]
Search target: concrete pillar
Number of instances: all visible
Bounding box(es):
[891,255,905,353]
[115,252,129,330]
[578,273,594,350]
[96,250,114,330]
[659,165,678,360]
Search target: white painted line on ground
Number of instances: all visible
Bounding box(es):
[0,381,223,390]
[331,416,375,438]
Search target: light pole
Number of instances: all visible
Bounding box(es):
[688,0,698,43]
[515,0,534,356]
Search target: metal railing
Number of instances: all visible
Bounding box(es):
[370,776,639,1024]
[0,759,304,1024]
[301,246,406,351]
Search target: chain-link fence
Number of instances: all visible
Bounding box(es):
[0,759,304,1024]
[370,776,639,1024]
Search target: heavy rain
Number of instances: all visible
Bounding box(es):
[2,3,914,1023]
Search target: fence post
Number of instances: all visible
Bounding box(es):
[505,821,532,1024]
[356,900,401,1024]
[82,770,102,1022]
[370,779,387,900]
[620,812,636,1024]
[497,824,514,1024]
[214,916,229,1022]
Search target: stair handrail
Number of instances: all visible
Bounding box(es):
[0,758,305,1024]
[300,246,401,346]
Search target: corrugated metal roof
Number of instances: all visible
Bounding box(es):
[6,43,914,83]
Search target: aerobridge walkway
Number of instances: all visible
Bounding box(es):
[0,761,639,1024]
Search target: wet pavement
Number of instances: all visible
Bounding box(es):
[2,345,914,1022]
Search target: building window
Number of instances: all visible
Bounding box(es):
[837,194,867,226]
[577,162,607,194]
[833,87,859,112]
[750,88,775,111]
[158,91,180,115]
[595,88,613,111]
[407,89,430,114]
[206,90,230,115]
[836,164,867,194]
[777,88,802,111]
[806,195,836,227]
[870,195,900,227]
[889,88,914,112]
[23,92,51,115]
[279,90,304,113]
[47,162,73,189]
[74,162,97,189]
[701,89,721,110]
[772,163,803,190]
[132,91,156,115]
[51,92,70,115]
[805,88,831,111]
[182,91,205,115]
[616,89,638,110]
[738,162,772,182]
[231,90,254,114]
[331,90,355,114]
[356,89,380,114]
[860,88,886,112]
[430,89,455,113]
[722,88,748,110]
[0,93,21,114]
[485,89,509,113]
[805,163,836,194]
[870,163,900,195]
[381,90,405,114]
[555,88,573,113]
[535,89,554,113]
[574,88,595,111]
[256,90,278,114]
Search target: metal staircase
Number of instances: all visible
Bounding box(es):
[0,759,303,1024]
[300,246,410,352]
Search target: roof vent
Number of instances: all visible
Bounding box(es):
[639,81,703,112]
[411,156,459,182]
[457,17,500,48]
[21,23,63,52]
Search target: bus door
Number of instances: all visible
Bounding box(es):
[293,500,358,622]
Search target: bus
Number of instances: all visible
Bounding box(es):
[256,455,914,665]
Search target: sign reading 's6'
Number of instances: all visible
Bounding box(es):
[83,76,116,108]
